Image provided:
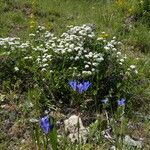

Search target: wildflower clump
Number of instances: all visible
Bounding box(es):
[0,24,138,107]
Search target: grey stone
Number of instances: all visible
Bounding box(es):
[110,145,116,150]
[124,135,143,148]
[64,115,88,143]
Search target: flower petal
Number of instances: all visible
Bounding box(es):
[40,116,50,134]
[77,83,84,93]
[117,98,125,106]
[82,81,91,91]
[69,80,77,91]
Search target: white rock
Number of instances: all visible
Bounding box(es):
[64,115,88,143]
[29,118,38,123]
[110,145,116,150]
[124,135,143,148]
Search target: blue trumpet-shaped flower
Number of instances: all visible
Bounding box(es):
[77,83,84,93]
[40,115,53,134]
[117,98,126,106]
[69,80,91,93]
[69,80,77,91]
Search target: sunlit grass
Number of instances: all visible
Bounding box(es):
[0,0,150,149]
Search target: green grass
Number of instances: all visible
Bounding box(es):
[0,0,150,149]
[0,0,149,50]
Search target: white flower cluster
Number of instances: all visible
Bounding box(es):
[103,37,119,51]
[0,37,20,46]
[55,25,104,76]
[0,37,20,51]
[29,24,104,76]
[96,34,138,75]
[0,24,138,76]
[127,65,138,74]
[97,35,127,65]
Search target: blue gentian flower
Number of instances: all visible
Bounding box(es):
[101,98,108,104]
[82,81,91,91]
[69,80,77,91]
[40,116,53,134]
[69,80,91,93]
[117,98,126,106]
[77,83,84,93]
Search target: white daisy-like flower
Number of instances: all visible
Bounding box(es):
[112,48,117,51]
[130,65,136,69]
[87,62,91,65]
[82,71,92,75]
[92,68,95,72]
[104,46,110,50]
[87,71,92,75]
[29,33,35,37]
[41,68,47,72]
[120,59,124,62]
[43,64,48,67]
[96,57,104,62]
[24,57,29,60]
[97,37,103,41]
[88,52,93,57]
[67,49,72,52]
[42,58,47,62]
[124,55,127,59]
[70,56,74,60]
[117,52,121,55]
[61,49,66,54]
[46,55,52,58]
[134,70,138,74]
[69,44,75,49]
[75,56,79,60]
[85,65,89,68]
[92,62,98,66]
[14,67,19,71]
[51,43,56,47]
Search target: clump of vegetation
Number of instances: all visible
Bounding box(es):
[0,24,147,149]
[0,0,150,150]
[0,25,138,109]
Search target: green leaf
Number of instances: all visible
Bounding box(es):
[49,127,57,150]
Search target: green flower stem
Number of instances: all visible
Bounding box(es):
[34,124,41,150]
